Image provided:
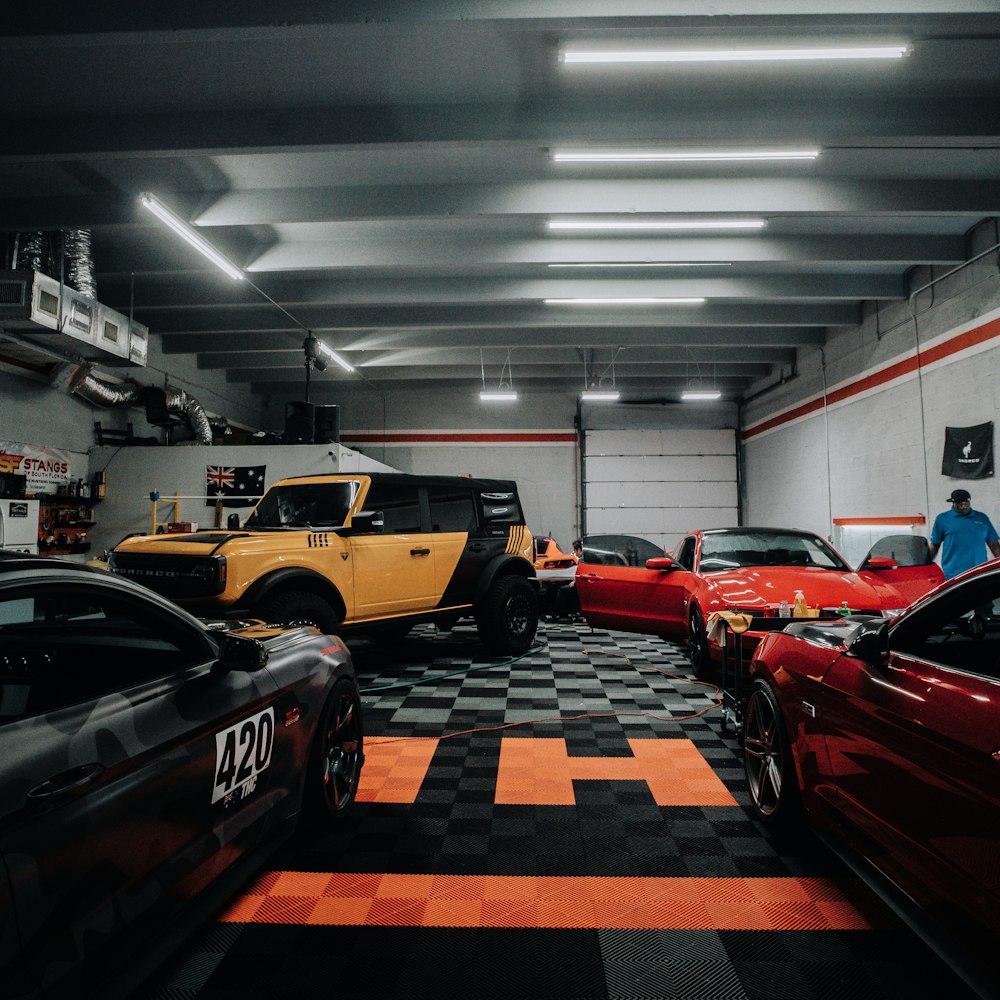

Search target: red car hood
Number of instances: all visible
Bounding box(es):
[703,565,904,612]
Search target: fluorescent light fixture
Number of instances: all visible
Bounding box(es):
[681,389,722,401]
[552,148,819,162]
[560,44,909,64]
[480,391,518,402]
[315,339,355,373]
[547,219,766,231]
[581,390,621,402]
[545,297,706,305]
[139,192,243,280]
[548,262,729,269]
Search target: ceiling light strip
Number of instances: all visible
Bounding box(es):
[139,192,244,281]
[316,339,355,373]
[681,390,722,401]
[560,45,909,64]
[581,390,621,401]
[547,220,765,231]
[545,297,706,305]
[552,149,819,162]
[480,391,518,402]
[547,262,729,268]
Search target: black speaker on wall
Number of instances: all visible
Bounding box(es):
[313,404,340,444]
[283,400,315,444]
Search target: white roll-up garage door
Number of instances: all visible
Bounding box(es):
[583,428,738,554]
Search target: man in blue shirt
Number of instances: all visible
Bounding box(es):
[928,488,1000,579]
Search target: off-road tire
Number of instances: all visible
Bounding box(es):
[475,574,538,655]
[255,591,341,634]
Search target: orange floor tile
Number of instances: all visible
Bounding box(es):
[356,736,440,803]
[219,871,886,931]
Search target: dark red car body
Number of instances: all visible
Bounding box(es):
[744,559,1000,993]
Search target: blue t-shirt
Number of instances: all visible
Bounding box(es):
[930,507,999,579]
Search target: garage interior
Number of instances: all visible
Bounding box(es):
[3,3,1000,998]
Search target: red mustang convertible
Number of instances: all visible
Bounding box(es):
[575,528,943,670]
[743,558,1000,995]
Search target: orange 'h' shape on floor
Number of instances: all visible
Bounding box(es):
[494,737,738,806]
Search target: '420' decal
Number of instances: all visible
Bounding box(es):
[213,707,274,803]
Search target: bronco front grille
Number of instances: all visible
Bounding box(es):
[109,553,226,597]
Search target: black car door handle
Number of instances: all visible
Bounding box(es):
[467,544,486,553]
[410,548,431,556]
[27,763,105,804]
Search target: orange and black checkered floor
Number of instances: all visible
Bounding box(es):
[142,621,979,998]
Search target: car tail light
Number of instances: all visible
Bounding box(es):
[544,559,574,569]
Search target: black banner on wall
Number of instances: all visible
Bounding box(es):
[941,422,994,479]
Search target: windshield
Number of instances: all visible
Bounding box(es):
[698,531,849,571]
[244,482,357,529]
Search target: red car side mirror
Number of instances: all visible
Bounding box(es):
[645,556,675,571]
[865,556,898,570]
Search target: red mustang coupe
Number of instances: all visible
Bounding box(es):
[575,528,943,671]
[743,558,1000,994]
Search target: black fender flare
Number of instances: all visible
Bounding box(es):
[235,568,347,619]
[474,553,535,602]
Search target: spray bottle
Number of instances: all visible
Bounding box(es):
[793,590,807,617]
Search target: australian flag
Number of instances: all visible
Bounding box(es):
[941,422,994,480]
[206,465,266,508]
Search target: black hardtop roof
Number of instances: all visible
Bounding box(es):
[280,472,519,493]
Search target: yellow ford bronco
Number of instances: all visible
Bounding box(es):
[109,472,539,653]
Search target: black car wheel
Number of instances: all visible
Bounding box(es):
[743,679,800,825]
[308,678,364,821]
[255,591,341,634]
[476,575,539,655]
[688,606,711,675]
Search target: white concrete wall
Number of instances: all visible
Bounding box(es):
[743,217,1000,545]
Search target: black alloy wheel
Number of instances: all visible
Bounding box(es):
[309,678,364,820]
[742,679,800,825]
[688,606,711,675]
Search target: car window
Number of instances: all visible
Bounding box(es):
[675,537,696,571]
[891,575,1000,678]
[581,534,665,566]
[859,533,934,568]
[364,483,424,533]
[698,531,847,570]
[427,485,477,532]
[479,489,522,525]
[0,585,208,720]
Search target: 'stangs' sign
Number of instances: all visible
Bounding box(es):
[0,443,86,493]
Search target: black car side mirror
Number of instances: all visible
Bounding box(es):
[348,509,384,534]
[216,632,269,672]
[847,618,890,664]
[227,513,241,529]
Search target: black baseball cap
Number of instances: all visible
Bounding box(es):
[947,489,971,503]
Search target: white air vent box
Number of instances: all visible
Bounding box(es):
[0,269,61,330]
[0,270,149,367]
[128,320,149,366]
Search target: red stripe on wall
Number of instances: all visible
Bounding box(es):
[343,432,578,444]
[742,313,1000,442]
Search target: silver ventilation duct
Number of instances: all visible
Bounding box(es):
[63,229,97,299]
[60,363,222,445]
